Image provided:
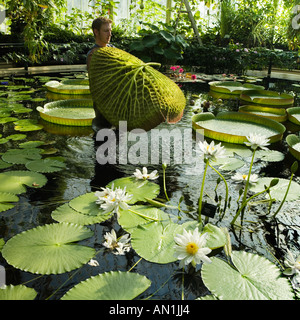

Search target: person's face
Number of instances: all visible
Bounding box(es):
[95,23,112,46]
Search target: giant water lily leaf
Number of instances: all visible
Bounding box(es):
[2,223,95,274]
[89,47,186,130]
[108,177,160,204]
[61,271,151,300]
[0,285,37,300]
[131,221,181,264]
[25,158,66,173]
[250,177,300,201]
[287,107,300,126]
[51,203,113,225]
[209,81,264,95]
[239,105,287,123]
[286,134,300,161]
[240,90,294,106]
[0,171,47,194]
[192,112,285,144]
[45,80,90,95]
[118,205,169,232]
[202,251,294,300]
[0,192,19,212]
[2,148,42,164]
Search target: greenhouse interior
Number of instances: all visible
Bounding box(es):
[0,0,300,303]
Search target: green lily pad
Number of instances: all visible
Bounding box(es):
[69,192,106,216]
[19,140,45,148]
[192,111,285,144]
[6,134,27,141]
[2,148,42,164]
[61,271,151,300]
[131,221,182,264]
[1,222,95,274]
[0,192,19,212]
[0,159,13,170]
[45,81,91,95]
[240,90,294,106]
[118,205,169,232]
[0,171,47,194]
[25,158,66,173]
[0,138,9,144]
[51,203,113,225]
[287,107,300,126]
[209,81,264,95]
[250,177,300,201]
[0,285,37,300]
[202,251,294,300]
[108,177,160,204]
[0,238,4,251]
[239,105,287,122]
[14,119,44,132]
[286,134,300,161]
[0,117,18,124]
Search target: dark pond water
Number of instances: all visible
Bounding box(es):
[0,73,299,300]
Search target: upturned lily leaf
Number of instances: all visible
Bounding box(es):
[25,158,66,173]
[1,222,95,274]
[0,171,47,194]
[61,271,151,300]
[2,148,42,164]
[287,107,300,126]
[0,192,19,212]
[51,203,113,225]
[240,90,294,106]
[202,251,294,300]
[89,47,186,130]
[209,81,264,95]
[108,177,160,204]
[250,177,300,201]
[192,112,285,144]
[0,285,37,300]
[286,134,300,161]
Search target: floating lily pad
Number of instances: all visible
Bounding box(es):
[209,81,264,95]
[0,285,37,300]
[69,192,108,216]
[37,99,95,126]
[131,221,182,264]
[25,158,66,173]
[202,251,294,300]
[1,222,95,274]
[239,105,287,122]
[250,177,300,201]
[192,112,285,144]
[108,176,160,204]
[51,202,113,225]
[0,117,18,124]
[0,171,47,194]
[286,134,300,161]
[6,134,27,141]
[118,205,169,232]
[61,271,151,300]
[286,107,300,126]
[0,159,13,170]
[0,192,19,212]
[240,90,294,106]
[2,148,42,164]
[19,140,45,148]
[45,81,90,95]
[14,119,44,132]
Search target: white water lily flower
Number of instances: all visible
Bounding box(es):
[103,229,131,255]
[174,228,212,268]
[197,140,226,161]
[95,184,133,216]
[283,249,300,276]
[88,259,99,267]
[133,167,159,180]
[244,133,270,150]
[231,172,259,184]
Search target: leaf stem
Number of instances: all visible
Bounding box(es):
[198,160,209,224]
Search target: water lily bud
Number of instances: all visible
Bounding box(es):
[269,178,279,187]
[162,163,167,170]
[291,161,298,174]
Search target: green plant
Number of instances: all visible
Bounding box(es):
[129,22,188,64]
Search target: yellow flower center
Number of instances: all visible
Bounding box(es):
[186,242,199,255]
[242,174,247,180]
